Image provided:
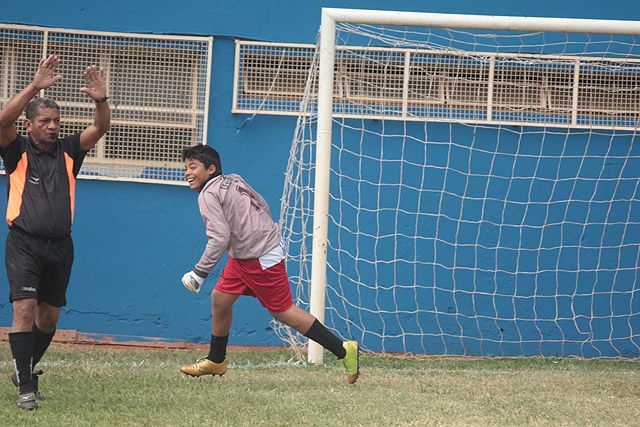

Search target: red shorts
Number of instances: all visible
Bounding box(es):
[215,257,294,312]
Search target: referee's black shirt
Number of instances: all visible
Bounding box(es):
[0,133,87,239]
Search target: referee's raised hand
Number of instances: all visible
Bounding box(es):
[32,55,62,90]
[80,65,107,102]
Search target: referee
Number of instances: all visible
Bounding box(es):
[0,55,110,410]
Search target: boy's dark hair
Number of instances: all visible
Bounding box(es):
[25,97,60,121]
[182,144,223,174]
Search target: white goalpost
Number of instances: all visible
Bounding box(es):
[277,8,640,363]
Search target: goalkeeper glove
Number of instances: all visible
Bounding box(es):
[182,270,206,293]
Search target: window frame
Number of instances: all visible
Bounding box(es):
[233,40,640,130]
[0,23,213,185]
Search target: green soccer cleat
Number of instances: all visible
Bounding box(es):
[338,340,360,384]
[180,357,228,377]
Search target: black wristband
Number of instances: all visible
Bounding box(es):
[95,96,109,103]
[193,269,208,279]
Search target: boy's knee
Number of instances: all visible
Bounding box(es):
[270,306,314,331]
[211,291,233,312]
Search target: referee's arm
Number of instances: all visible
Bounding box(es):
[79,65,111,152]
[79,99,110,152]
[0,84,38,148]
[0,55,62,148]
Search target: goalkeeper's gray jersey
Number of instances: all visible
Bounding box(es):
[194,173,281,275]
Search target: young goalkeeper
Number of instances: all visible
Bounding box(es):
[179,144,359,384]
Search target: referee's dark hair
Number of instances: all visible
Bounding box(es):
[25,97,60,121]
[182,144,223,174]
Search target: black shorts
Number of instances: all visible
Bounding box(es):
[5,228,74,307]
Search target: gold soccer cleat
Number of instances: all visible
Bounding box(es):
[180,357,228,377]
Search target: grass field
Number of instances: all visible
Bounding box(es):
[0,343,638,426]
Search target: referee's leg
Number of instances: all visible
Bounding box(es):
[12,299,37,332]
[33,302,59,367]
[9,298,39,409]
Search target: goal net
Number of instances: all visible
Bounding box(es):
[276,10,640,360]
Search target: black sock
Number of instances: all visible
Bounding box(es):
[304,319,346,359]
[9,332,35,394]
[207,335,228,363]
[32,325,55,368]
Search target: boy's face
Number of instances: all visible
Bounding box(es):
[184,158,216,190]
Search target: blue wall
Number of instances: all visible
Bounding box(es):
[309,121,640,357]
[1,0,639,353]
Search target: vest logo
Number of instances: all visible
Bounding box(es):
[28,176,40,185]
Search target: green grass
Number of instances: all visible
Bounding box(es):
[0,343,638,426]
